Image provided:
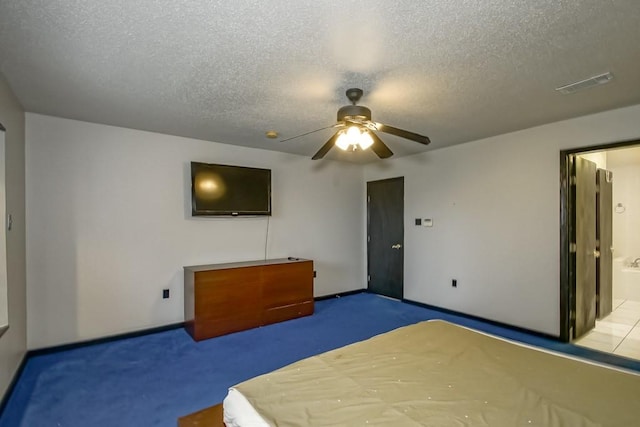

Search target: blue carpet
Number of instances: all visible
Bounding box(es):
[1,293,639,426]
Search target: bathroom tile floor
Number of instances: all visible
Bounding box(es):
[574,299,640,360]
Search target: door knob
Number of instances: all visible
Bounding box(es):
[391,244,402,249]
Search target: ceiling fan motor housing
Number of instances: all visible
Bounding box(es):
[337,105,371,121]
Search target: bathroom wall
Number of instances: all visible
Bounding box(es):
[608,147,640,262]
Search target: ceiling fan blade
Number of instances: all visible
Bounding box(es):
[280,123,343,143]
[373,122,431,145]
[369,132,394,159]
[311,132,340,160]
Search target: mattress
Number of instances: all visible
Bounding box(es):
[223,320,640,426]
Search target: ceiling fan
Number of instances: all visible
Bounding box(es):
[282,88,431,160]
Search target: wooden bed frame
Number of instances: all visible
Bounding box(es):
[178,403,224,427]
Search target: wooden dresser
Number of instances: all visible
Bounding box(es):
[183,258,314,341]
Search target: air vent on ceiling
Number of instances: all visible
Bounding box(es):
[555,72,614,95]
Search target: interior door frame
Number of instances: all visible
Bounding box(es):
[559,138,640,342]
[0,121,6,339]
[596,168,613,319]
[367,176,404,299]
[572,156,597,339]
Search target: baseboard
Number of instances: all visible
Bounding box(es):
[402,298,559,341]
[314,289,366,301]
[0,353,27,419]
[22,293,368,357]
[334,291,557,341]
[1,321,185,420]
[28,322,185,357]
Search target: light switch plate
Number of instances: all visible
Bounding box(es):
[423,218,433,227]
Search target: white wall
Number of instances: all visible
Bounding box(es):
[24,102,640,347]
[609,162,640,261]
[26,114,365,349]
[365,103,640,336]
[0,74,27,399]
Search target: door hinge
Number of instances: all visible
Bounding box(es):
[569,242,577,253]
[367,275,371,282]
[570,310,576,321]
[367,195,370,203]
[367,235,370,242]
[570,175,577,186]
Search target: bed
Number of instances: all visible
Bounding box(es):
[220,320,640,426]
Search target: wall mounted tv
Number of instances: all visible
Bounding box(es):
[191,162,272,216]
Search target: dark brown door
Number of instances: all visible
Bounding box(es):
[573,157,597,339]
[596,168,613,319]
[367,177,404,299]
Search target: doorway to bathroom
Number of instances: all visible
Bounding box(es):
[561,139,640,360]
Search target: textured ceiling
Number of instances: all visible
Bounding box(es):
[1,1,640,162]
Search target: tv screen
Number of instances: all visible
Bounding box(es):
[191,162,272,216]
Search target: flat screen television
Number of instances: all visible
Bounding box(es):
[191,162,272,216]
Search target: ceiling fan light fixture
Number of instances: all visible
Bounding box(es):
[335,126,375,152]
[358,131,374,150]
[335,131,351,150]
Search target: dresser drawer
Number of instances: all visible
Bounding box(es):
[262,300,314,325]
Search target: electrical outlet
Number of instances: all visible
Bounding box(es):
[451,279,457,288]
[162,289,170,299]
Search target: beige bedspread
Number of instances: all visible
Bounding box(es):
[233,320,640,426]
